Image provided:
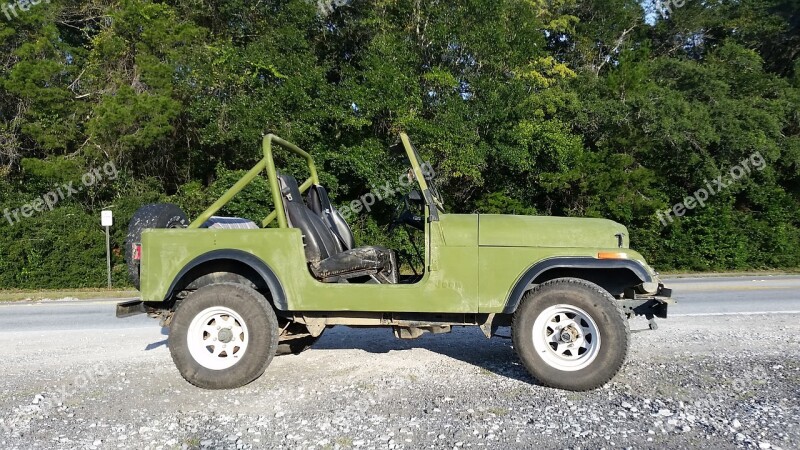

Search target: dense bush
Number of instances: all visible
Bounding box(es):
[0,0,797,288]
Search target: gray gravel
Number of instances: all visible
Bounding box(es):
[0,313,798,449]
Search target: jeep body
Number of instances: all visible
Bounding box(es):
[119,133,671,391]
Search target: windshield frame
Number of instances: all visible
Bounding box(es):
[399,133,444,213]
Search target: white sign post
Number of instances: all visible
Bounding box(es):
[101,210,113,288]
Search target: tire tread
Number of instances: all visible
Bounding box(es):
[511,277,630,391]
[169,282,279,389]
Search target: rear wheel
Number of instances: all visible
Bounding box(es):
[169,283,279,389]
[512,278,629,391]
[125,203,188,289]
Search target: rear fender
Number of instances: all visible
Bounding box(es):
[164,249,287,310]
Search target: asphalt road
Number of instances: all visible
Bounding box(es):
[0,275,798,332]
[666,275,800,316]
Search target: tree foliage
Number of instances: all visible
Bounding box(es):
[0,0,798,288]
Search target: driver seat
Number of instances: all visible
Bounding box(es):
[277,174,397,284]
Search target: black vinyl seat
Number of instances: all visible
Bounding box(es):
[277,174,397,284]
[306,184,356,250]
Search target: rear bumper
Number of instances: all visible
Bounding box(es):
[116,300,146,318]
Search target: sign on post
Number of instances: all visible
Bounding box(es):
[101,210,113,227]
[101,210,113,288]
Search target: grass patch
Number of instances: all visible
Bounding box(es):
[355,381,374,392]
[487,407,508,417]
[566,392,582,401]
[335,437,353,448]
[0,288,138,302]
[501,386,533,398]
[655,384,692,402]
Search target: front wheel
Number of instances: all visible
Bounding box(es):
[512,278,629,391]
[169,283,279,389]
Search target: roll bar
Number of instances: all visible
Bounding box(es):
[188,134,319,229]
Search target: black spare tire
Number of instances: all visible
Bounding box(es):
[125,203,188,289]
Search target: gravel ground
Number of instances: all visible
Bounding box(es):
[0,313,798,450]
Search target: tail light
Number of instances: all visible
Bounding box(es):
[132,243,142,261]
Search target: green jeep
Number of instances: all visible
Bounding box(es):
[118,133,672,391]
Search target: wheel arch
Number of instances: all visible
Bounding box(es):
[502,257,652,314]
[164,249,287,310]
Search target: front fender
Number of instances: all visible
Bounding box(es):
[502,257,653,314]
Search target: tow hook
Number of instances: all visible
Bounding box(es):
[617,294,671,331]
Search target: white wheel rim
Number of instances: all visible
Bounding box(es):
[532,304,601,371]
[187,306,249,370]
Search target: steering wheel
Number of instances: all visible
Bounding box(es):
[388,191,426,277]
[388,191,425,233]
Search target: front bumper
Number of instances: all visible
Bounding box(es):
[618,283,673,326]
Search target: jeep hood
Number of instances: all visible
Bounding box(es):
[478,214,628,249]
